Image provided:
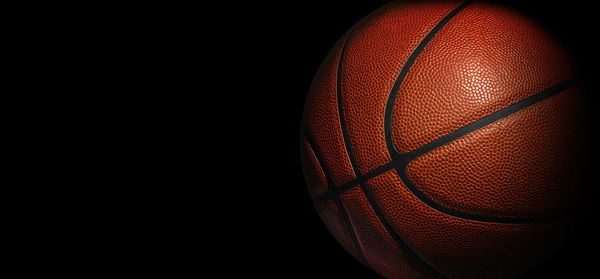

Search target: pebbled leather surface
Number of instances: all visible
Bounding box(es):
[314,200,362,262]
[300,1,586,278]
[300,130,328,200]
[390,1,576,154]
[339,0,461,175]
[303,31,357,188]
[364,170,571,279]
[341,186,432,279]
[407,86,586,219]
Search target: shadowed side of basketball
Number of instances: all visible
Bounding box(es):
[301,1,587,278]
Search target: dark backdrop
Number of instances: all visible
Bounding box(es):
[234,0,598,278]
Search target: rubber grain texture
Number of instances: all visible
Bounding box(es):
[332,15,446,279]
[322,2,475,278]
[300,0,582,278]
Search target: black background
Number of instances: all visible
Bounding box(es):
[230,0,599,278]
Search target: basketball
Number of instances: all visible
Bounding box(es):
[299,1,587,278]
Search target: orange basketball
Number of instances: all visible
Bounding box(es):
[300,1,587,278]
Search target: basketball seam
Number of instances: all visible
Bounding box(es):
[315,78,579,223]
[314,0,578,224]
[392,78,579,223]
[304,0,577,277]
[302,127,368,266]
[384,0,476,159]
[334,9,449,279]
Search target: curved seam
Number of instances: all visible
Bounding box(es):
[302,126,368,265]
[334,13,448,279]
[396,78,580,223]
[314,77,579,224]
[384,0,475,158]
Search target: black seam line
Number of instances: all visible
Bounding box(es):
[405,77,580,160]
[395,77,580,224]
[337,27,361,176]
[303,126,368,265]
[316,0,475,207]
[313,159,401,205]
[314,76,580,223]
[385,0,475,159]
[335,13,450,279]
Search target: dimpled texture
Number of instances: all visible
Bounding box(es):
[303,31,357,188]
[407,86,586,219]
[365,170,571,279]
[315,200,362,262]
[339,0,461,175]
[340,187,431,279]
[390,1,575,153]
[299,133,328,200]
[300,1,585,279]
